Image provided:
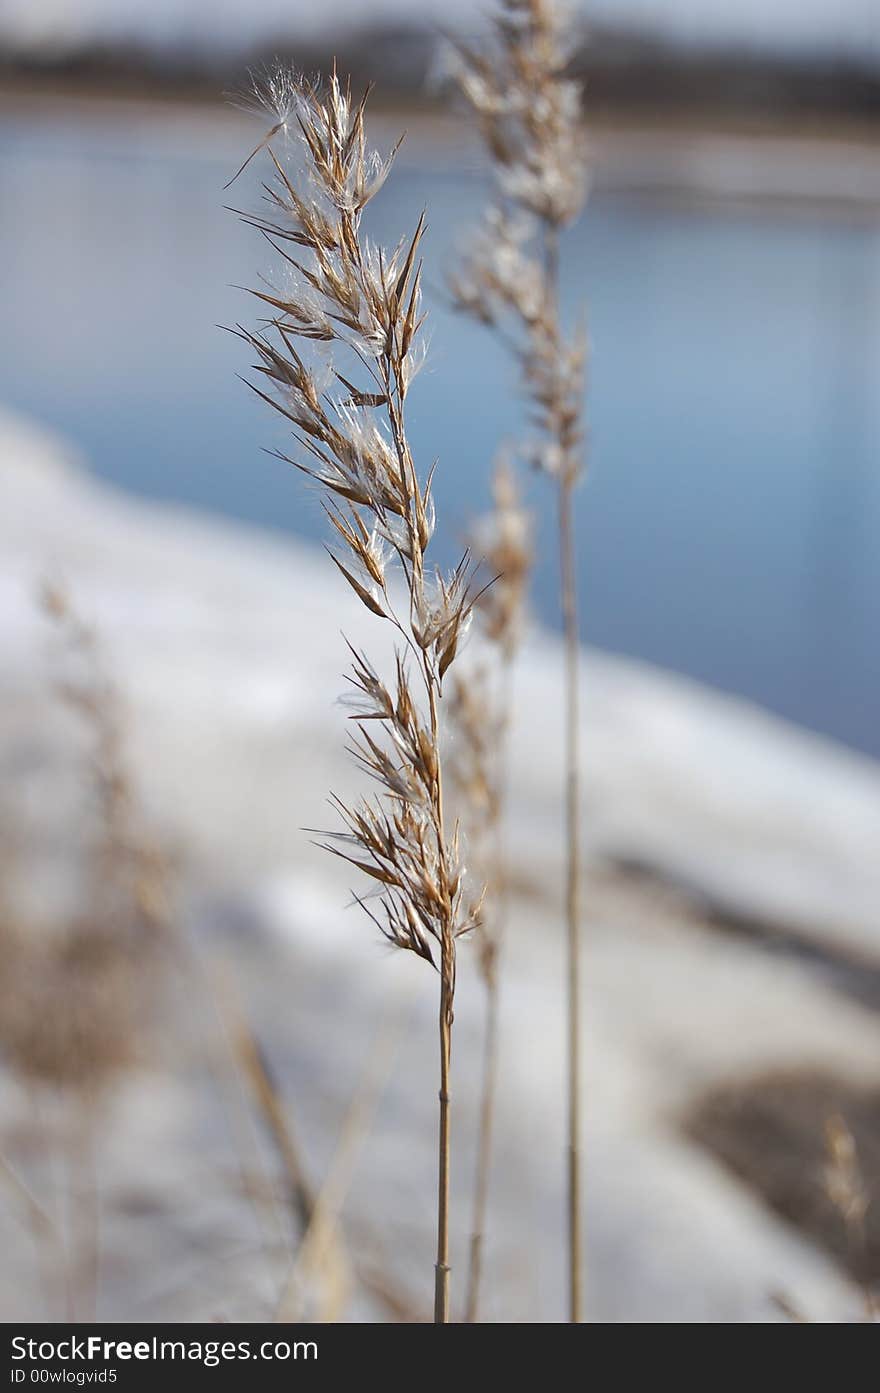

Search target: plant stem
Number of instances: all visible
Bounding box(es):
[466,656,512,1324]
[542,214,583,1324]
[434,963,452,1323]
[426,674,453,1327]
[558,471,582,1324]
[388,358,457,1326]
[465,965,498,1322]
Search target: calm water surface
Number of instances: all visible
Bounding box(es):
[2,108,879,755]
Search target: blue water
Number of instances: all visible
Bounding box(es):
[2,108,879,756]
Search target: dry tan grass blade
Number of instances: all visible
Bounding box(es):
[274,992,408,1322]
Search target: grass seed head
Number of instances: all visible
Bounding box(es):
[235,68,481,979]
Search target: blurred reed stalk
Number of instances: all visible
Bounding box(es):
[275,998,405,1322]
[230,69,483,1322]
[450,0,589,1321]
[448,457,531,1321]
[228,982,421,1322]
[229,1004,350,1322]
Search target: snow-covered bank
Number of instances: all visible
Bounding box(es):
[2,407,879,1322]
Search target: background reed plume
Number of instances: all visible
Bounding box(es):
[448,455,531,1321]
[449,0,589,1321]
[0,583,171,1319]
[231,67,483,1322]
[0,583,170,1097]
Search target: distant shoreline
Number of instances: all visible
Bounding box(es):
[1,68,879,148]
[0,18,874,128]
[3,79,880,216]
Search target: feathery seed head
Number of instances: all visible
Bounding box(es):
[450,1,589,487]
[234,68,478,977]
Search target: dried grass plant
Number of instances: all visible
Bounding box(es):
[0,583,170,1096]
[450,0,589,1321]
[0,583,171,1318]
[448,455,531,1321]
[230,68,483,1322]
